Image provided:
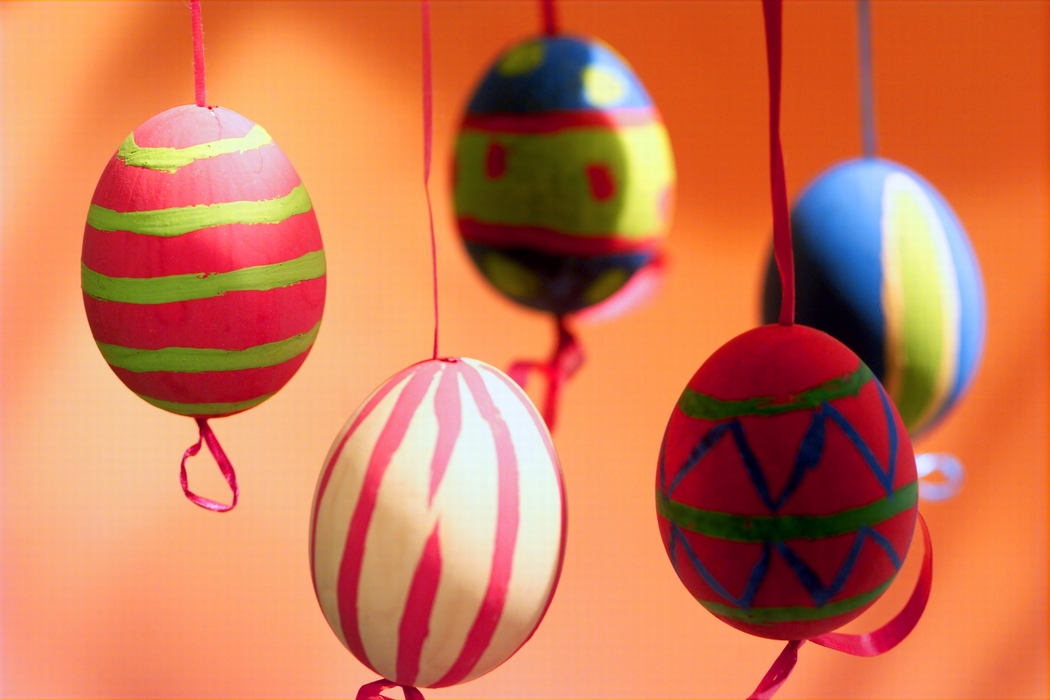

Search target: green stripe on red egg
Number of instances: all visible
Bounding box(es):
[81,104,326,418]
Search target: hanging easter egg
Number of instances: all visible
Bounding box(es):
[761,158,985,436]
[81,104,326,418]
[453,34,675,315]
[656,324,918,641]
[310,357,566,688]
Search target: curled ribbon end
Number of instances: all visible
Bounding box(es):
[507,316,584,431]
[357,680,425,700]
[179,417,239,512]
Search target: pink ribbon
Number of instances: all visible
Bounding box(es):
[421,0,440,360]
[190,0,207,108]
[356,679,425,700]
[748,513,934,699]
[540,0,558,35]
[180,417,239,512]
[508,316,583,431]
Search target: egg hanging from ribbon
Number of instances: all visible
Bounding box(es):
[82,104,326,418]
[453,34,675,316]
[310,357,566,688]
[656,324,918,640]
[761,158,985,437]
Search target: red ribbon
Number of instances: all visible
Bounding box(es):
[190,0,207,108]
[180,417,239,512]
[540,0,558,35]
[748,513,934,699]
[762,0,794,326]
[421,0,440,360]
[356,679,425,700]
[508,316,583,431]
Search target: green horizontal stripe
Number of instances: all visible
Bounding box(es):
[87,182,312,236]
[117,124,273,172]
[657,481,917,542]
[700,576,895,624]
[679,363,874,420]
[137,392,274,417]
[98,321,320,373]
[81,249,325,304]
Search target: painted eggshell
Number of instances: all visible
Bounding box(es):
[453,34,675,315]
[81,104,325,418]
[762,158,985,436]
[656,324,918,640]
[310,357,566,688]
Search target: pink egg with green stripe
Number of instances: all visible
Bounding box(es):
[81,105,325,418]
[310,358,565,688]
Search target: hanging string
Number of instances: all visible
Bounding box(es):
[508,316,584,431]
[421,0,439,360]
[540,0,558,35]
[748,515,934,699]
[857,0,877,158]
[191,0,207,108]
[180,418,239,512]
[762,0,794,326]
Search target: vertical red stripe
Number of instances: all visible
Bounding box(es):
[478,364,567,650]
[309,362,426,589]
[396,361,462,683]
[396,526,443,685]
[428,362,462,504]
[434,362,520,686]
[335,362,441,668]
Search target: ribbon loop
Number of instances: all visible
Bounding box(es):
[810,512,933,656]
[749,513,933,698]
[508,316,583,430]
[916,452,965,501]
[179,417,239,512]
[356,679,425,700]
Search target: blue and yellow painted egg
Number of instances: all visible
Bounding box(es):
[453,35,676,315]
[762,158,985,436]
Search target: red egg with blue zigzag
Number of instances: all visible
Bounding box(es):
[656,324,918,640]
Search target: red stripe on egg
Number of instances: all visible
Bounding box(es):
[476,363,566,646]
[309,363,420,586]
[433,361,520,687]
[457,217,661,257]
[81,213,322,279]
[108,352,310,407]
[90,141,300,212]
[336,363,442,670]
[397,364,462,684]
[82,278,325,351]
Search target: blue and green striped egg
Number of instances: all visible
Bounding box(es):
[453,35,675,315]
[762,158,985,436]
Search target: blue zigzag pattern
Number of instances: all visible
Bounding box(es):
[661,381,905,611]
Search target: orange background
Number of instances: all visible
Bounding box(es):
[1,1,1047,697]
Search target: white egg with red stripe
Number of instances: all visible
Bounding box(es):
[310,357,566,689]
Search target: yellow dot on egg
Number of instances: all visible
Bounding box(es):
[482,251,543,300]
[583,268,629,305]
[582,66,626,107]
[498,41,546,76]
